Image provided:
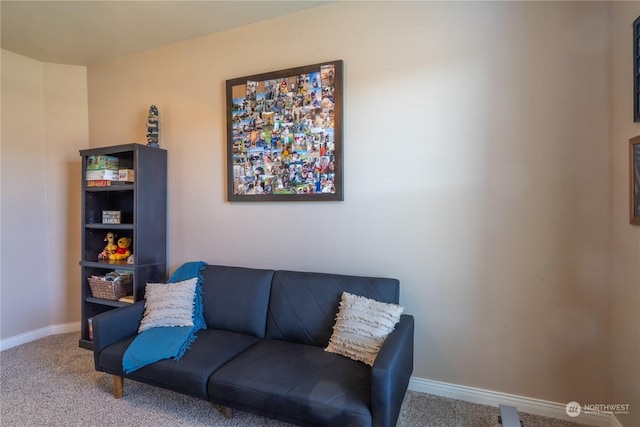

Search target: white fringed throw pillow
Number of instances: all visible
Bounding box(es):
[325,292,404,366]
[138,277,198,333]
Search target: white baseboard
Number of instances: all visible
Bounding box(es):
[408,377,622,427]
[0,322,80,352]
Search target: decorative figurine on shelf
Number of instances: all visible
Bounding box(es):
[146,105,160,147]
[98,232,118,260]
[109,236,132,261]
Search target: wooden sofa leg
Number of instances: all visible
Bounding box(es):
[213,404,234,419]
[113,375,123,398]
[222,406,233,419]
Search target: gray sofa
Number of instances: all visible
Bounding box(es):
[92,265,414,427]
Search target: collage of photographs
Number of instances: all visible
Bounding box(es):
[229,63,339,197]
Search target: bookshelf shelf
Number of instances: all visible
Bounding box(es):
[85,296,131,307]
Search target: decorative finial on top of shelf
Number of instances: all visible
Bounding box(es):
[146,105,160,148]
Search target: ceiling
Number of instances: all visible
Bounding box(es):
[1,1,332,66]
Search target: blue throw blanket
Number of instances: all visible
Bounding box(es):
[122,261,207,373]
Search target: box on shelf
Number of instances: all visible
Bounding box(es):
[86,180,112,187]
[88,271,133,300]
[86,169,119,181]
[102,210,121,224]
[118,169,135,182]
[87,155,118,171]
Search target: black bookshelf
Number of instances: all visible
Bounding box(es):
[78,144,167,350]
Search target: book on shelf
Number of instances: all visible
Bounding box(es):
[86,179,112,187]
[118,295,134,304]
[88,317,94,340]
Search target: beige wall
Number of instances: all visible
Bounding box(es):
[1,1,637,423]
[612,2,640,427]
[1,50,86,338]
[86,1,616,409]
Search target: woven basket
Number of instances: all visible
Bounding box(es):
[88,276,132,300]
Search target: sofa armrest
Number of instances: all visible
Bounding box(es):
[92,301,144,370]
[371,314,414,427]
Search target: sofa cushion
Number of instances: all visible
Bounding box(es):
[266,270,400,346]
[201,265,274,338]
[326,292,404,366]
[98,329,260,398]
[208,339,372,426]
[138,277,198,333]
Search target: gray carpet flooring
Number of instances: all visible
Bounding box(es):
[0,332,592,427]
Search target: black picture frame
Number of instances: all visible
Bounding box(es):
[226,60,343,202]
[630,135,640,225]
[634,16,640,122]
